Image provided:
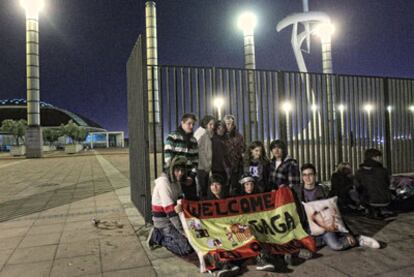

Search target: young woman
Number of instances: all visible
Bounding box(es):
[243,141,272,193]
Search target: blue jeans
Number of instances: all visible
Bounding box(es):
[152,224,194,256]
[317,232,352,251]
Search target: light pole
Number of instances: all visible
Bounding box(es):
[213,97,224,120]
[238,11,257,141]
[20,0,44,158]
[282,101,293,155]
[364,104,374,148]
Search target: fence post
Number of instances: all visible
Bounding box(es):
[335,74,343,163]
[383,78,393,173]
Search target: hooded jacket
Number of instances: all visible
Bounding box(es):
[151,156,186,233]
[194,126,213,172]
[355,159,392,205]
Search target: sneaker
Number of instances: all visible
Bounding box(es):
[256,254,275,271]
[358,235,380,249]
[297,249,313,260]
[214,264,239,277]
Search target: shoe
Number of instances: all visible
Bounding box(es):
[256,254,275,271]
[298,249,313,260]
[214,263,239,277]
[358,235,380,249]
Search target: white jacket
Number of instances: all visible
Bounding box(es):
[194,127,213,172]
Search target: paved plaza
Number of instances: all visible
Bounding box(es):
[0,149,413,277]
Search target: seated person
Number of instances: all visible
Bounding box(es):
[146,157,194,256]
[329,162,363,211]
[294,163,380,251]
[354,149,395,219]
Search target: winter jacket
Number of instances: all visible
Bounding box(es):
[243,158,272,192]
[194,127,213,172]
[354,159,392,205]
[151,157,185,234]
[269,156,301,189]
[211,134,230,175]
[225,130,245,172]
[164,126,198,177]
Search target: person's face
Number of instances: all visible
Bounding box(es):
[342,165,352,175]
[173,167,185,181]
[210,182,222,196]
[244,182,255,194]
[206,120,215,134]
[216,125,226,136]
[251,147,262,160]
[302,168,316,187]
[271,147,283,160]
[225,121,234,132]
[181,118,195,133]
[372,156,382,163]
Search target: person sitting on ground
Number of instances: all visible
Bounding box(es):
[211,120,231,195]
[329,162,363,212]
[294,163,380,251]
[147,156,194,256]
[204,174,240,276]
[164,113,199,200]
[194,115,216,198]
[236,174,277,272]
[243,141,272,193]
[269,140,300,190]
[354,148,395,219]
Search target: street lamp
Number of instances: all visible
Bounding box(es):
[21,0,45,158]
[238,11,257,140]
[409,105,414,113]
[364,104,374,147]
[213,97,224,120]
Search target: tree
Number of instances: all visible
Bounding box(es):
[0,119,27,146]
[42,128,61,146]
[61,120,88,144]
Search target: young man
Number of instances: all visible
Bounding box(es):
[147,156,194,256]
[354,148,395,219]
[223,115,245,195]
[294,163,380,251]
[194,115,216,198]
[164,113,198,199]
[269,140,300,190]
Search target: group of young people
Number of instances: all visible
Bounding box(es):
[147,113,391,276]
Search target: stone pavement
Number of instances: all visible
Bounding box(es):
[0,149,413,277]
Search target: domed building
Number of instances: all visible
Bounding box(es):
[0,99,124,150]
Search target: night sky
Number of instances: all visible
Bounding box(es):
[1,0,413,136]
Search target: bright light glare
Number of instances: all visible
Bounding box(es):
[311,104,318,112]
[237,11,257,33]
[409,105,414,112]
[213,97,224,109]
[338,104,346,112]
[281,101,293,113]
[387,105,392,112]
[364,104,374,113]
[20,0,45,16]
[314,22,335,39]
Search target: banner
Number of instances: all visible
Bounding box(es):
[179,187,316,272]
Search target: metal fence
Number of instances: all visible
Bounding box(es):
[127,37,414,222]
[147,66,414,180]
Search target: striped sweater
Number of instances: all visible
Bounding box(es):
[151,172,184,233]
[164,127,198,176]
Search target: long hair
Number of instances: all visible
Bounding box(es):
[244,141,268,163]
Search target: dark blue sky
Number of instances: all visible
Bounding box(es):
[1,0,413,135]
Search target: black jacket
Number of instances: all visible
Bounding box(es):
[328,172,354,205]
[354,159,392,205]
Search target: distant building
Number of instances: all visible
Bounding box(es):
[0,99,124,150]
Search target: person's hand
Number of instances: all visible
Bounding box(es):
[175,203,183,214]
[185,177,193,186]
